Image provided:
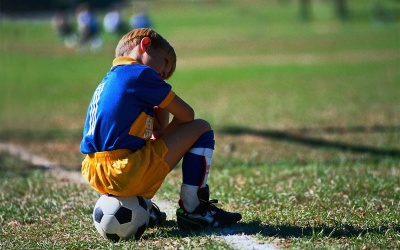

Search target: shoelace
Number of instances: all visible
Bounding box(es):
[148,203,164,228]
[199,199,223,213]
[151,202,162,216]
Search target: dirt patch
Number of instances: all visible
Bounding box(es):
[219,235,278,250]
[0,142,85,183]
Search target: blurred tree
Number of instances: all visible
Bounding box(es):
[299,0,312,21]
[334,0,349,21]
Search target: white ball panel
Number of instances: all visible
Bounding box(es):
[96,195,121,215]
[99,214,120,234]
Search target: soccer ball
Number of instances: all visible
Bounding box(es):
[93,194,151,241]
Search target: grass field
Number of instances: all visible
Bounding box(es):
[1,0,400,249]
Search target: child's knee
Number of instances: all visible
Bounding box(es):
[193,118,211,132]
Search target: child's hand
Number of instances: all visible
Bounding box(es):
[151,130,163,140]
[152,116,162,140]
[152,106,169,140]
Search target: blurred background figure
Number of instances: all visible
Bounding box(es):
[52,12,77,49]
[130,3,153,29]
[371,1,393,25]
[76,3,102,52]
[103,4,128,37]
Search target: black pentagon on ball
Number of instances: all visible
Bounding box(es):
[114,206,132,224]
[94,206,104,223]
[106,233,120,242]
[137,196,148,210]
[134,223,148,240]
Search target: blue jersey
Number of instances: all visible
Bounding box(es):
[80,57,175,154]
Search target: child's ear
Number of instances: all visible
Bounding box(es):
[140,37,152,52]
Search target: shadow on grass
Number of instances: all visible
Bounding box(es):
[147,220,400,239]
[0,153,45,178]
[218,125,400,158]
[234,221,400,238]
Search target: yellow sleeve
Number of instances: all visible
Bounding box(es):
[159,91,175,108]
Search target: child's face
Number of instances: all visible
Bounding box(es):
[141,43,173,80]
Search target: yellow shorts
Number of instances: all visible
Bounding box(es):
[81,139,171,199]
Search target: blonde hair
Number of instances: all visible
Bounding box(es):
[115,28,176,79]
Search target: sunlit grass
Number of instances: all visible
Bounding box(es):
[0,0,399,248]
[1,154,399,249]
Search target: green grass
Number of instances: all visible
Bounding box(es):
[1,156,399,249]
[1,0,400,248]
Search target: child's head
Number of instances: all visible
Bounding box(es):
[115,28,176,79]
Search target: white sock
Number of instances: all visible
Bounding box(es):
[180,184,200,213]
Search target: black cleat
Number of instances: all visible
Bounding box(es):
[176,185,241,230]
[148,202,166,228]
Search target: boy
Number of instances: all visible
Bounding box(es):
[80,28,241,229]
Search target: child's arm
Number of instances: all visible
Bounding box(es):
[154,107,170,128]
[152,107,170,139]
[159,95,194,137]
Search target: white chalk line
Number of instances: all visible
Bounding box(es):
[0,142,278,249]
[152,198,278,250]
[0,142,86,184]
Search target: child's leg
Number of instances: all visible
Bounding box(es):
[162,118,214,211]
[182,129,214,189]
[162,119,211,168]
[162,118,241,229]
[180,130,214,212]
